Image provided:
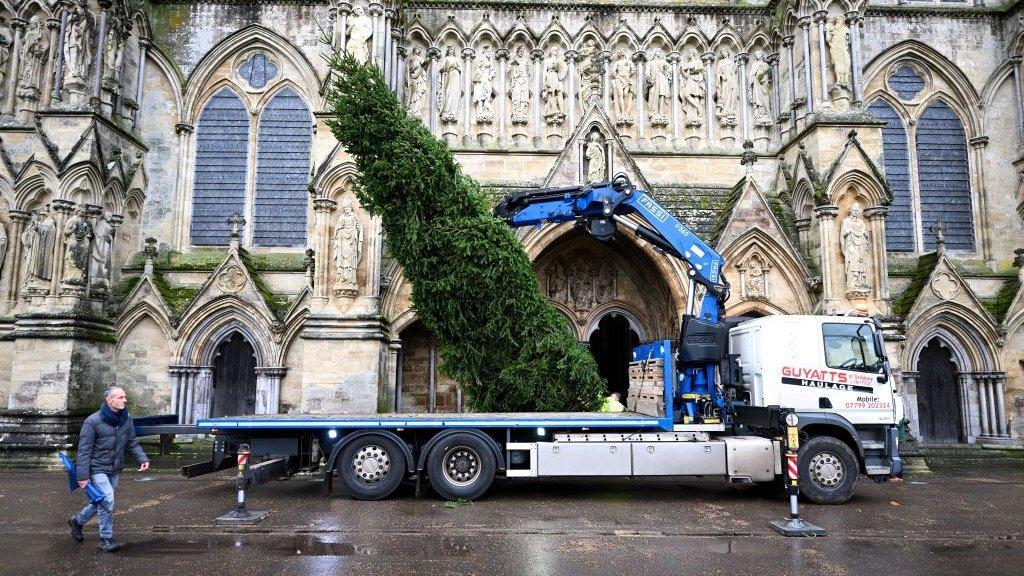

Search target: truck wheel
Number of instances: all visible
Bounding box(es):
[427,433,496,501]
[798,436,858,505]
[337,435,406,500]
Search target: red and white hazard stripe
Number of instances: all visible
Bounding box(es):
[787,453,799,481]
[238,453,249,468]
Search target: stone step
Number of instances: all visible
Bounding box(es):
[918,445,1024,469]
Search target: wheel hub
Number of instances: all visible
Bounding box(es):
[353,445,391,485]
[809,451,844,487]
[444,447,480,486]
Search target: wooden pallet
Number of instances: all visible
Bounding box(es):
[627,359,665,417]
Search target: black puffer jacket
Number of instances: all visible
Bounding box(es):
[75,411,149,479]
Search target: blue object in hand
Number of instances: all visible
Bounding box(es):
[58,452,105,505]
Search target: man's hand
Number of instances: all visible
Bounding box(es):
[77,479,89,490]
[138,461,150,472]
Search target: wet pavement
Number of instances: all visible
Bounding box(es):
[1,466,1022,576]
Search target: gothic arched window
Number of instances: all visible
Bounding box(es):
[190,86,313,247]
[868,99,914,252]
[915,100,974,251]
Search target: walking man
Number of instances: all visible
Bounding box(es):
[68,386,150,551]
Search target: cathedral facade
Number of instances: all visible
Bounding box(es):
[1,0,1023,459]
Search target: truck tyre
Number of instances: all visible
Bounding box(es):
[337,435,407,500]
[798,436,858,505]
[426,433,496,501]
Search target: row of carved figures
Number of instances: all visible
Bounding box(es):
[0,0,135,119]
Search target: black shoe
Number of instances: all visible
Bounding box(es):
[98,538,121,552]
[68,517,83,542]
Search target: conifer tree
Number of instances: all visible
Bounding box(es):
[326,55,607,412]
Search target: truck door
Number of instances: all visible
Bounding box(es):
[810,322,896,425]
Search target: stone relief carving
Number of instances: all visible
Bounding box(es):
[749,50,773,128]
[541,48,567,125]
[61,206,94,287]
[507,45,531,126]
[840,202,871,297]
[680,51,705,128]
[404,46,428,116]
[930,271,960,301]
[0,18,12,99]
[545,253,619,317]
[472,44,496,125]
[715,49,738,128]
[646,51,672,128]
[584,131,606,183]
[216,263,247,293]
[610,50,635,126]
[738,253,770,301]
[332,201,363,297]
[826,16,851,90]
[346,6,374,65]
[438,45,462,124]
[578,38,602,107]
[89,212,114,293]
[16,17,49,104]
[63,2,93,89]
[21,205,56,286]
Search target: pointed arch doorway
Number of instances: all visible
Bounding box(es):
[916,337,963,443]
[211,332,258,418]
[588,312,640,400]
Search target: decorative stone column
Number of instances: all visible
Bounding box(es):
[391,25,402,94]
[192,367,214,423]
[131,38,150,128]
[172,122,194,246]
[532,48,543,147]
[600,50,611,115]
[496,47,508,147]
[383,8,395,88]
[427,46,440,135]
[767,51,782,142]
[798,17,814,115]
[814,204,839,313]
[311,197,337,306]
[783,35,798,132]
[864,205,890,314]
[3,210,32,312]
[41,17,61,110]
[387,339,401,411]
[795,217,812,258]
[1013,57,1024,144]
[968,135,994,265]
[3,18,26,115]
[814,11,829,106]
[846,11,864,106]
[992,372,1009,438]
[737,52,750,142]
[702,51,715,145]
[633,51,646,146]
[255,367,286,415]
[335,1,351,53]
[461,47,474,146]
[368,2,383,68]
[49,198,77,297]
[395,43,407,105]
[50,0,72,104]
[566,49,578,132]
[668,51,681,149]
[901,371,921,441]
[91,1,111,103]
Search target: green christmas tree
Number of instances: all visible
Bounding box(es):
[326,55,607,412]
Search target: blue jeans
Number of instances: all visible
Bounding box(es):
[75,472,118,540]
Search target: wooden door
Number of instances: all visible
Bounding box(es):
[211,333,258,418]
[916,338,962,443]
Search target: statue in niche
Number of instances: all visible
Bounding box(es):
[610,50,635,126]
[578,38,602,107]
[596,266,617,302]
[89,212,114,292]
[508,46,531,125]
[715,49,738,127]
[0,18,12,98]
[332,201,364,295]
[584,132,606,183]
[749,51,773,128]
[571,263,595,311]
[826,16,852,89]
[541,48,567,125]
[840,202,872,296]
[21,205,56,285]
[102,16,126,88]
[646,51,672,127]
[680,51,705,127]
[404,47,428,117]
[63,2,92,88]
[742,254,768,301]
[61,206,94,287]
[546,259,567,303]
[439,45,462,124]
[346,6,374,65]
[16,17,49,102]
[472,44,496,124]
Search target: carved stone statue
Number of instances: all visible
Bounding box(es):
[63,2,92,87]
[404,47,428,116]
[0,18,12,98]
[332,201,364,295]
[61,206,93,286]
[584,132,606,183]
[715,49,738,127]
[680,51,705,127]
[508,46,531,126]
[841,202,871,295]
[472,44,495,124]
[546,259,566,302]
[596,266,617,302]
[541,48,567,125]
[610,50,635,126]
[89,212,114,291]
[646,51,672,127]
[439,45,462,124]
[346,6,374,65]
[826,16,852,89]
[21,205,56,285]
[571,263,594,310]
[578,39,602,107]
[749,51,773,128]
[742,254,768,301]
[102,16,125,88]
[16,17,49,102]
